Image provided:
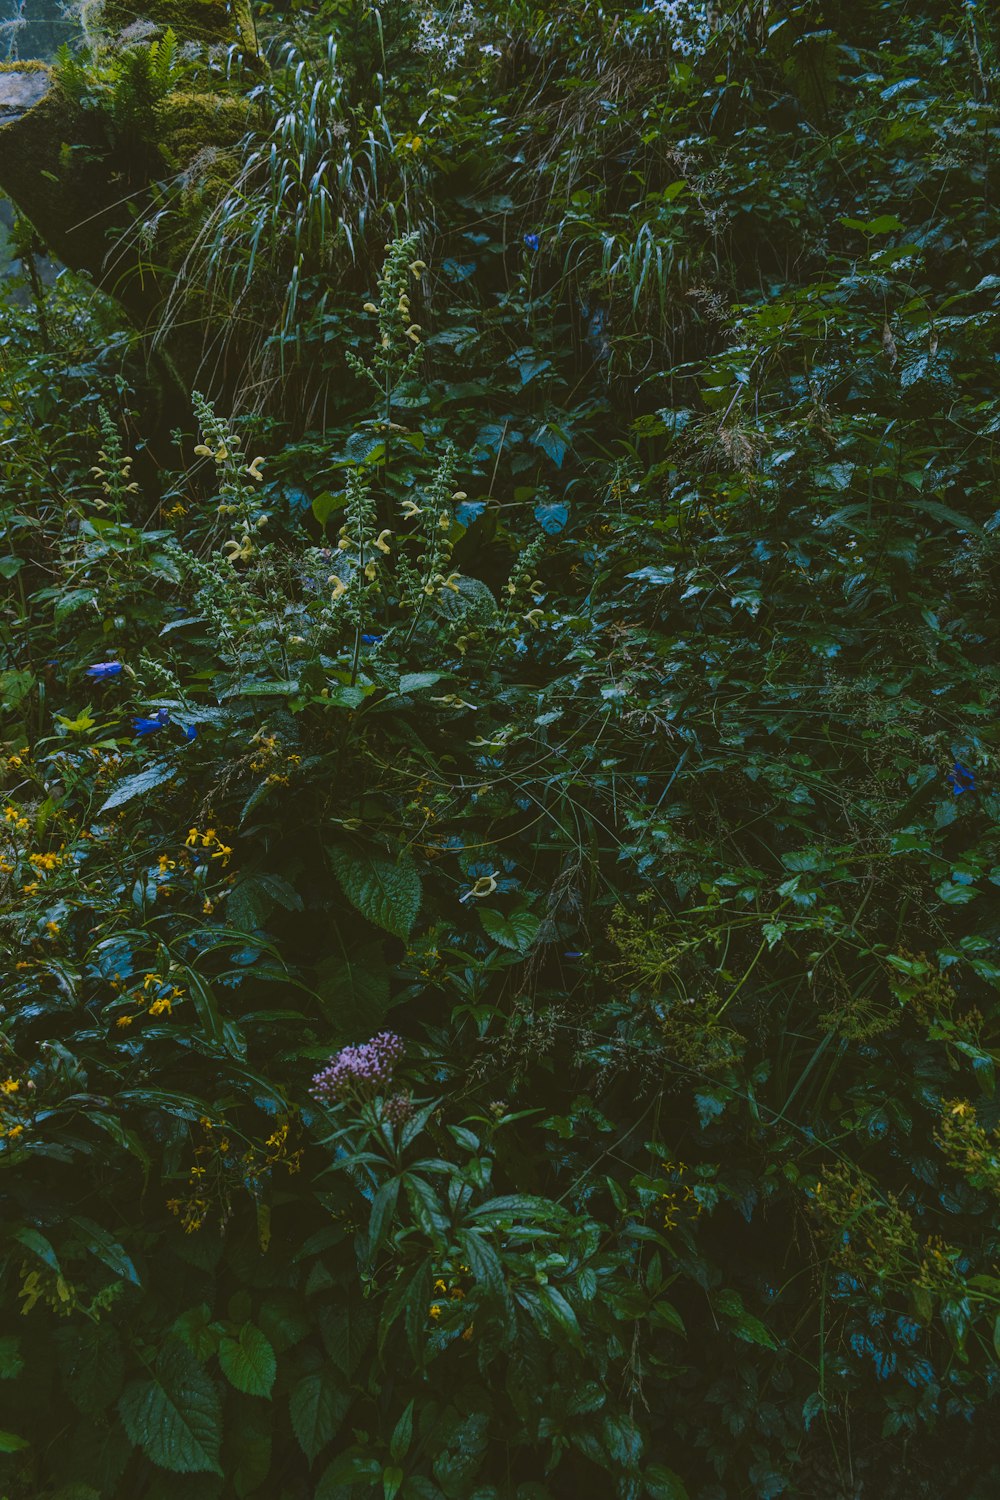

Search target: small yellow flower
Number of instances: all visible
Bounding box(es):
[223,536,254,563]
[44,920,60,936]
[148,997,172,1018]
[246,457,265,482]
[363,302,378,313]
[2,1078,20,1095]
[115,1014,135,1029]
[193,443,213,458]
[330,576,347,601]
[374,530,392,554]
[462,874,498,902]
[433,1278,448,1294]
[5,1124,24,1141]
[401,499,423,519]
[429,1303,442,1320]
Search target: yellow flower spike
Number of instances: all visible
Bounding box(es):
[330,576,348,601]
[401,499,423,519]
[374,530,392,554]
[193,444,213,458]
[246,457,265,482]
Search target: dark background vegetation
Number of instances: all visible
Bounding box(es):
[1,0,1000,1496]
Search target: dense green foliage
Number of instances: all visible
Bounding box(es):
[2,0,1000,1494]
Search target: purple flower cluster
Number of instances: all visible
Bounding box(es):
[311,1031,404,1106]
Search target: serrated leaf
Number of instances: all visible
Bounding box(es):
[218,1322,276,1398]
[479,907,541,954]
[322,1300,376,1378]
[329,846,422,940]
[289,1368,350,1463]
[118,1341,222,1474]
[99,761,175,813]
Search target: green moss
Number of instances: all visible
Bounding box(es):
[155,87,252,169]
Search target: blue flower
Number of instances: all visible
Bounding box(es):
[948,761,976,796]
[361,634,384,644]
[524,233,540,251]
[184,725,198,742]
[86,661,123,679]
[133,709,169,737]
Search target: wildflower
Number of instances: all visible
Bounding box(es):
[429,1304,442,1320]
[374,530,392,554]
[223,536,254,563]
[361,634,384,644]
[2,1078,19,1094]
[439,573,461,593]
[409,260,427,277]
[522,609,544,626]
[524,232,540,251]
[86,661,123,679]
[5,1125,24,1141]
[311,1031,405,1106]
[148,997,172,1017]
[115,1014,135,1029]
[246,457,265,482]
[184,725,198,742]
[401,499,423,519]
[948,761,976,796]
[193,443,213,458]
[364,302,378,313]
[134,710,169,737]
[461,873,498,902]
[45,921,60,936]
[157,856,176,873]
[433,1279,448,1294]
[405,325,422,343]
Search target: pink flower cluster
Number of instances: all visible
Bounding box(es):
[311,1031,405,1106]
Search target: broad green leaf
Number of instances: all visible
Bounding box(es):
[329,845,422,940]
[99,761,175,813]
[289,1369,350,1463]
[218,1322,276,1397]
[118,1341,222,1474]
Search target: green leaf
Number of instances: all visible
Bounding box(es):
[715,1289,778,1349]
[322,1300,376,1378]
[218,1322,276,1398]
[118,1341,222,1474]
[479,907,541,954]
[0,1335,24,1380]
[329,845,422,940]
[645,1464,690,1499]
[99,761,176,813]
[289,1368,350,1463]
[314,937,391,1032]
[0,1430,29,1452]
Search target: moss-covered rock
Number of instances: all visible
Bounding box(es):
[155,86,252,169]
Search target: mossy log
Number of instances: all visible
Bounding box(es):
[0,63,127,289]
